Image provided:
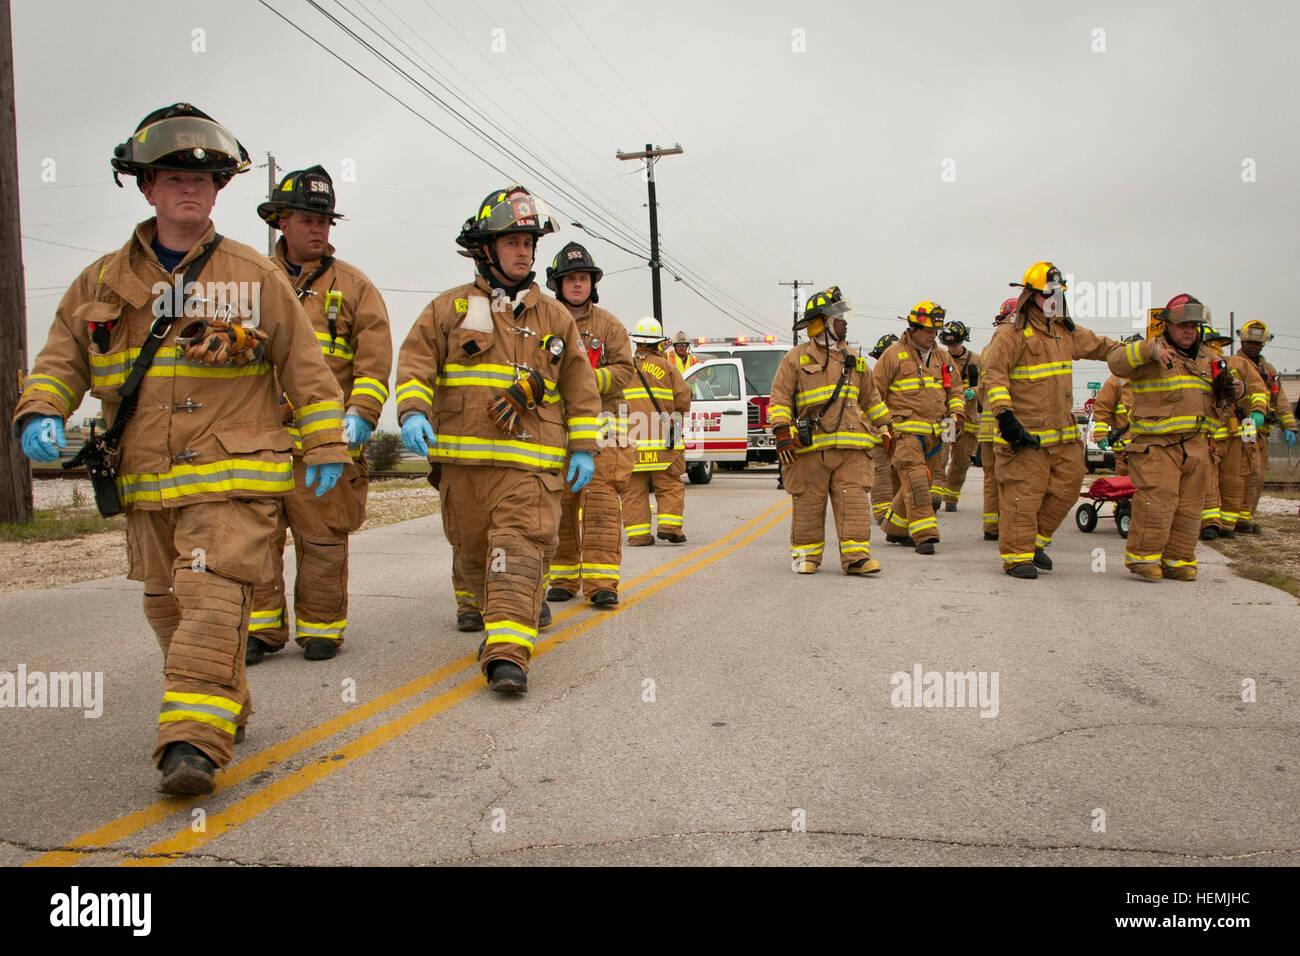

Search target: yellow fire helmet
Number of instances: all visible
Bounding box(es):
[1237,320,1273,343]
[1011,261,1067,294]
[903,300,946,328]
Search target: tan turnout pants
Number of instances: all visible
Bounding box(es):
[939,429,978,505]
[1216,436,1248,530]
[994,441,1084,569]
[250,456,368,649]
[883,433,943,543]
[550,445,632,596]
[1126,436,1210,574]
[128,497,281,769]
[980,441,999,536]
[785,447,874,570]
[623,457,685,543]
[440,464,563,675]
[870,443,898,527]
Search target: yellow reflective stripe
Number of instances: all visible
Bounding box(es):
[118,459,293,505]
[865,402,889,421]
[625,523,651,536]
[89,347,270,386]
[350,377,389,405]
[1131,376,1210,393]
[947,397,964,411]
[888,378,944,392]
[315,331,355,360]
[396,379,434,406]
[249,608,284,631]
[594,367,611,393]
[296,619,346,639]
[1009,361,1072,380]
[438,364,562,404]
[1125,341,1145,366]
[796,383,860,405]
[567,417,601,441]
[433,434,567,469]
[987,386,1011,403]
[656,513,682,528]
[1162,557,1197,568]
[892,420,944,436]
[792,542,825,557]
[838,539,871,552]
[23,374,77,409]
[1001,552,1035,564]
[796,430,877,451]
[1129,415,1212,435]
[159,691,242,735]
[1035,533,1052,548]
[768,404,793,423]
[484,620,537,651]
[623,386,675,402]
[1092,422,1110,437]
[1125,550,1161,563]
[909,516,938,534]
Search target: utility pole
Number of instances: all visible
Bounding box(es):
[264,152,277,257]
[0,0,33,524]
[778,279,813,344]
[1229,310,1235,355]
[616,143,682,322]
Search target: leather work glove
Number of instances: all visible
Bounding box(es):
[1249,411,1266,431]
[773,424,797,465]
[566,451,595,492]
[20,415,66,463]
[401,413,436,456]
[1097,438,1110,451]
[304,461,344,497]
[1286,430,1297,448]
[963,387,976,402]
[176,319,268,366]
[996,409,1041,450]
[343,414,373,446]
[488,369,547,436]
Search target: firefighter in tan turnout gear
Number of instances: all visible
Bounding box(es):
[868,333,899,527]
[977,298,1016,539]
[543,242,635,607]
[770,286,892,574]
[1198,325,1267,540]
[1091,362,1136,477]
[621,318,692,545]
[1235,320,1298,533]
[936,320,979,512]
[873,302,965,554]
[15,104,350,794]
[1107,294,1218,580]
[982,262,1122,579]
[248,165,392,663]
[396,186,601,694]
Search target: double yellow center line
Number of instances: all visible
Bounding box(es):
[28,498,789,867]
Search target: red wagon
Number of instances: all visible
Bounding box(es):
[1076,475,1135,537]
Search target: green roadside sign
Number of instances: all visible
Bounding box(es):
[1087,381,1101,389]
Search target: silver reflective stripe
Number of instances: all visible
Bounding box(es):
[160,700,240,721]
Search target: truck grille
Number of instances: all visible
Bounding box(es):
[748,404,760,429]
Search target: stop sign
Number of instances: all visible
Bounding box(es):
[1084,398,1096,413]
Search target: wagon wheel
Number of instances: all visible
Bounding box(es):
[1075,502,1098,533]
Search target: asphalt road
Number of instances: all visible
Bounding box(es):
[1,471,1296,866]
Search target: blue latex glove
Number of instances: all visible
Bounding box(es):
[401,413,436,456]
[1250,411,1266,431]
[305,461,344,497]
[343,414,373,446]
[566,451,595,492]
[20,416,65,463]
[963,387,975,402]
[1286,430,1297,448]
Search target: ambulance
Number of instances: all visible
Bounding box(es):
[681,335,788,484]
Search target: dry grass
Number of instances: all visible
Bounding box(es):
[1208,512,1300,599]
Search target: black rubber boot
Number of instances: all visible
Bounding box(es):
[983,531,999,541]
[1033,548,1053,571]
[546,586,574,602]
[590,589,619,607]
[159,742,216,796]
[245,636,281,666]
[886,534,915,547]
[1199,526,1219,541]
[457,610,484,632]
[1005,563,1039,579]
[487,661,527,694]
[914,540,936,555]
[657,531,687,543]
[303,638,338,661]
[944,501,957,512]
[538,601,552,630]
[1219,527,1236,539]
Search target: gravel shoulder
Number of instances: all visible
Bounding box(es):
[0,479,440,596]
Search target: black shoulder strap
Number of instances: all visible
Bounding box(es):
[295,254,335,300]
[635,358,676,451]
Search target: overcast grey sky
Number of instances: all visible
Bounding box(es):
[13,0,1300,428]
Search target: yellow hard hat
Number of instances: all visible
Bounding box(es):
[1238,320,1273,343]
[904,300,946,328]
[1011,261,1067,294]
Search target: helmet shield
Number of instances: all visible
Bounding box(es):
[126,116,246,170]
[476,191,559,236]
[1166,301,1209,325]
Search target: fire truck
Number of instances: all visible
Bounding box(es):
[681,335,788,484]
